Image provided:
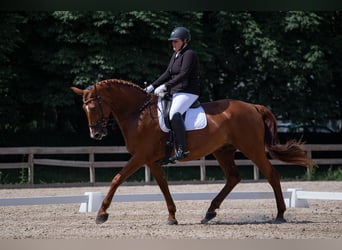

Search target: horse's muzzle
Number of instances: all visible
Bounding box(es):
[90,127,108,140]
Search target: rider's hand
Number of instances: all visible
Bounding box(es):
[144,84,154,93]
[154,84,167,96]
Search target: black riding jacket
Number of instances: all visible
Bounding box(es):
[152,45,200,96]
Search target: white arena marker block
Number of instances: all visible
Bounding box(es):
[79,192,91,213]
[287,188,309,208]
[284,197,290,208]
[79,202,87,213]
[79,192,103,213]
[296,190,342,200]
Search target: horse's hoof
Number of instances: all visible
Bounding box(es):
[201,211,217,224]
[95,213,109,224]
[166,219,178,225]
[274,217,286,224]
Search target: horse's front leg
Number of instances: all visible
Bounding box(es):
[96,156,143,224]
[148,163,178,225]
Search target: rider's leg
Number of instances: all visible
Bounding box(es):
[169,93,198,161]
[169,112,188,161]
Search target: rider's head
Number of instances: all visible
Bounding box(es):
[168,27,191,52]
[168,27,191,42]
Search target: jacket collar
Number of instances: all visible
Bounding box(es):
[175,44,190,58]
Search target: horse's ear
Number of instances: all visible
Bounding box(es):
[70,86,83,96]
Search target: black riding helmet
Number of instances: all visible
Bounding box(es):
[168,27,191,42]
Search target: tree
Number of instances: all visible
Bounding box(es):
[202,11,342,126]
[0,11,341,141]
[0,12,27,132]
[0,11,205,135]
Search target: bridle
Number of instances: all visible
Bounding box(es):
[83,94,110,131]
[82,85,156,133]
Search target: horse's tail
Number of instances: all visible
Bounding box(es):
[254,105,314,168]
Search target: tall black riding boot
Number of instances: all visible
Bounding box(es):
[169,112,189,162]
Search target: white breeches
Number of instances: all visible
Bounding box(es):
[169,92,199,119]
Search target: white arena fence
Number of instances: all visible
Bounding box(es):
[1,188,342,212]
[0,144,342,184]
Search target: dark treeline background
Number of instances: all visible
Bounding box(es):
[1,11,342,146]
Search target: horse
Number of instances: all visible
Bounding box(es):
[71,78,313,225]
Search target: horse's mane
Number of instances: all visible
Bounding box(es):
[94,79,146,94]
[93,79,157,117]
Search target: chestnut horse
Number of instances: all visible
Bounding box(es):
[71,79,312,225]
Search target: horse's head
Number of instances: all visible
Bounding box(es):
[71,85,111,140]
[72,79,153,141]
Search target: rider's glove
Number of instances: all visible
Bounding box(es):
[154,84,167,96]
[145,84,154,93]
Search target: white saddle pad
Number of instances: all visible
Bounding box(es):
[157,97,207,133]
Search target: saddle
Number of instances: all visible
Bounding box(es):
[161,93,201,130]
[159,93,201,165]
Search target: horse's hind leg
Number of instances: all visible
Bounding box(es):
[201,146,241,224]
[243,149,286,223]
[257,158,286,222]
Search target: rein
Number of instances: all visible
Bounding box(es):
[139,93,157,119]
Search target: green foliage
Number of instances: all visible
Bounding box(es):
[204,11,342,125]
[0,11,341,137]
[19,168,28,184]
[306,166,342,181]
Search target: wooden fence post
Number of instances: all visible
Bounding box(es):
[89,152,95,184]
[145,165,151,183]
[28,153,34,184]
[253,165,259,180]
[306,149,312,178]
[200,157,206,181]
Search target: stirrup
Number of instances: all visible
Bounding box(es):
[169,149,189,162]
[157,157,173,166]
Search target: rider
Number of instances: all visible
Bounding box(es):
[145,26,200,162]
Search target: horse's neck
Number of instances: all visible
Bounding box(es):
[101,84,156,148]
[102,83,148,121]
